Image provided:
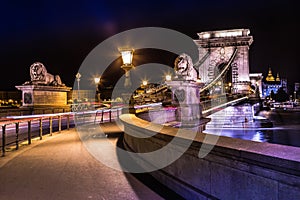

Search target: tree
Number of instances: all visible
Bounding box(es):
[270,90,275,100]
[275,87,289,102]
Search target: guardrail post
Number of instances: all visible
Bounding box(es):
[28,121,31,144]
[58,116,62,133]
[2,125,6,156]
[94,111,98,125]
[49,117,53,136]
[15,122,19,150]
[39,118,43,140]
[117,109,120,118]
[109,109,112,122]
[67,115,70,130]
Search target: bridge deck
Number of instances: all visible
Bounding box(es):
[0,123,185,200]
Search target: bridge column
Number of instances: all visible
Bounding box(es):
[233,45,251,94]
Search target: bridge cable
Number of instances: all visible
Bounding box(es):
[200,48,238,93]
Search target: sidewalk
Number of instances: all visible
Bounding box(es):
[0,122,178,200]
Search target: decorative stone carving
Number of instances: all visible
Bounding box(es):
[174,89,185,102]
[23,62,65,86]
[174,53,199,82]
[16,62,71,112]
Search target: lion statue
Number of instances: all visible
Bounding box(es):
[24,62,65,86]
[174,53,199,82]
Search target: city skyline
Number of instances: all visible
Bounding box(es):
[0,0,298,93]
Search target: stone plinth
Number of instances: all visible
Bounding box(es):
[166,80,208,127]
[15,85,72,108]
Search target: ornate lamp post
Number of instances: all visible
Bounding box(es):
[119,48,135,113]
[119,48,134,89]
[119,48,134,102]
[94,77,101,103]
[142,80,148,93]
[75,72,81,101]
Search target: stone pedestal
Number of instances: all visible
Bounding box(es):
[15,85,72,113]
[166,80,210,128]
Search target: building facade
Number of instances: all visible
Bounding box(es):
[262,67,287,98]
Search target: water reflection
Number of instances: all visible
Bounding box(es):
[268,129,300,147]
[204,105,300,148]
[205,127,300,147]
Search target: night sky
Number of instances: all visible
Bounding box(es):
[1,0,299,93]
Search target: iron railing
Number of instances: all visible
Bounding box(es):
[0,108,123,157]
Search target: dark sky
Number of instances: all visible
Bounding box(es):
[0,0,299,93]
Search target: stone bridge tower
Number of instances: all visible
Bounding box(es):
[194,29,253,94]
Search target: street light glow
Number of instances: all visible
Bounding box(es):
[142,80,148,86]
[165,75,172,81]
[94,77,101,85]
[119,48,135,89]
[119,48,134,65]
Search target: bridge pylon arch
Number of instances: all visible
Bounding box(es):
[194,29,253,94]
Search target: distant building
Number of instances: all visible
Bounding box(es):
[295,82,299,99]
[295,83,299,92]
[262,67,287,98]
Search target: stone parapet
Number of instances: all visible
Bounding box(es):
[120,114,300,199]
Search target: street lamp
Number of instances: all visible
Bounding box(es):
[142,80,148,93]
[94,77,101,103]
[119,48,135,113]
[142,80,148,87]
[76,72,81,101]
[119,48,134,89]
[165,74,172,81]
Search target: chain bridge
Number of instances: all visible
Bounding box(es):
[132,29,255,116]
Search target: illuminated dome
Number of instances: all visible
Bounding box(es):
[265,67,275,82]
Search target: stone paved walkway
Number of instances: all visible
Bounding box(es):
[0,122,169,200]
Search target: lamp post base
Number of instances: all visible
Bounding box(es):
[121,92,135,114]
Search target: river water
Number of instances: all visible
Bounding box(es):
[204,106,300,148]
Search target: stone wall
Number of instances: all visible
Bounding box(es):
[120,114,300,199]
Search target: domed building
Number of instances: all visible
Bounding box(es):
[262,67,287,98]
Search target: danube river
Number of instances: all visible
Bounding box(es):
[256,109,300,147]
[204,106,300,148]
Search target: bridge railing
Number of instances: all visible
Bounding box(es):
[93,107,123,124]
[0,96,247,157]
[201,93,248,116]
[0,107,123,157]
[0,113,74,157]
[201,95,228,111]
